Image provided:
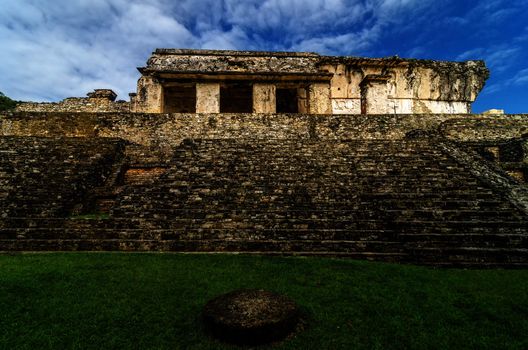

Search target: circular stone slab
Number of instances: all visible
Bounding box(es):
[202,289,300,345]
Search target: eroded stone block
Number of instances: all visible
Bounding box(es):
[309,83,332,114]
[253,84,276,113]
[196,83,220,113]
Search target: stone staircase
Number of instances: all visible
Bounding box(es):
[0,136,125,218]
[1,136,527,267]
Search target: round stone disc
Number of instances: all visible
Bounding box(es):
[202,289,300,345]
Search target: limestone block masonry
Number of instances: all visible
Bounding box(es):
[253,84,276,113]
[16,49,489,115]
[3,112,528,147]
[196,83,220,113]
[134,76,163,113]
[1,110,528,266]
[5,48,527,267]
[360,75,390,114]
[16,89,129,113]
[309,83,332,114]
[132,49,487,115]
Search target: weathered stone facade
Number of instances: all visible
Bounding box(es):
[1,109,528,265]
[14,49,488,115]
[2,48,528,267]
[132,49,488,115]
[3,112,527,146]
[15,89,130,113]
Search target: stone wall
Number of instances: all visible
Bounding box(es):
[144,49,321,74]
[438,115,528,184]
[2,135,527,266]
[459,136,528,184]
[2,112,528,147]
[1,111,528,265]
[15,89,130,113]
[331,98,470,115]
[439,115,528,140]
[134,49,488,115]
[321,59,487,114]
[16,98,130,113]
[0,112,450,146]
[0,136,125,218]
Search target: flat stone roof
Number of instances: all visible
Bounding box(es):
[139,49,488,78]
[153,49,319,57]
[140,49,323,76]
[319,55,487,68]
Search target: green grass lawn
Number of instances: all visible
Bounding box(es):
[0,253,527,350]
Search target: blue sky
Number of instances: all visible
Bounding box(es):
[0,0,527,113]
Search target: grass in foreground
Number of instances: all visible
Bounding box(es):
[0,253,527,350]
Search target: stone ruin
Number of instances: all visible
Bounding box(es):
[16,49,489,115]
[131,49,488,115]
[202,289,300,345]
[1,49,528,267]
[15,89,129,113]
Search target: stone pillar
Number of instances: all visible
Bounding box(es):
[308,83,332,114]
[298,87,309,113]
[360,75,390,114]
[135,76,164,113]
[128,93,137,113]
[196,83,220,113]
[252,84,276,113]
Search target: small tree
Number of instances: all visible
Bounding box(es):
[0,92,20,111]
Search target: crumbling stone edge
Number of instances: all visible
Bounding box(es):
[438,139,528,215]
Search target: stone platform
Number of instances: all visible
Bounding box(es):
[0,112,527,267]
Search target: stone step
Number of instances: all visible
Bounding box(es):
[111,206,519,218]
[116,194,498,206]
[113,197,512,209]
[119,183,486,194]
[2,136,526,267]
[0,220,528,244]
[408,247,528,264]
[2,228,398,241]
[0,215,522,228]
[0,239,407,255]
[400,233,528,247]
[1,238,526,266]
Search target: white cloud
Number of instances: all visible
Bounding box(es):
[510,68,528,85]
[199,26,250,50]
[456,46,521,72]
[290,26,383,55]
[480,66,528,97]
[0,0,197,101]
[2,0,518,103]
[456,48,485,61]
[486,48,522,72]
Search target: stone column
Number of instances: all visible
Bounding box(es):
[360,75,390,114]
[135,76,164,113]
[128,93,137,113]
[308,83,332,114]
[298,87,309,113]
[252,84,276,113]
[196,83,220,113]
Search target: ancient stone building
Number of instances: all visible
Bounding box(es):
[130,49,489,115]
[2,48,527,267]
[15,49,489,115]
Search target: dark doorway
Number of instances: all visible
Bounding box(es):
[220,83,253,113]
[276,88,299,113]
[163,84,196,113]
